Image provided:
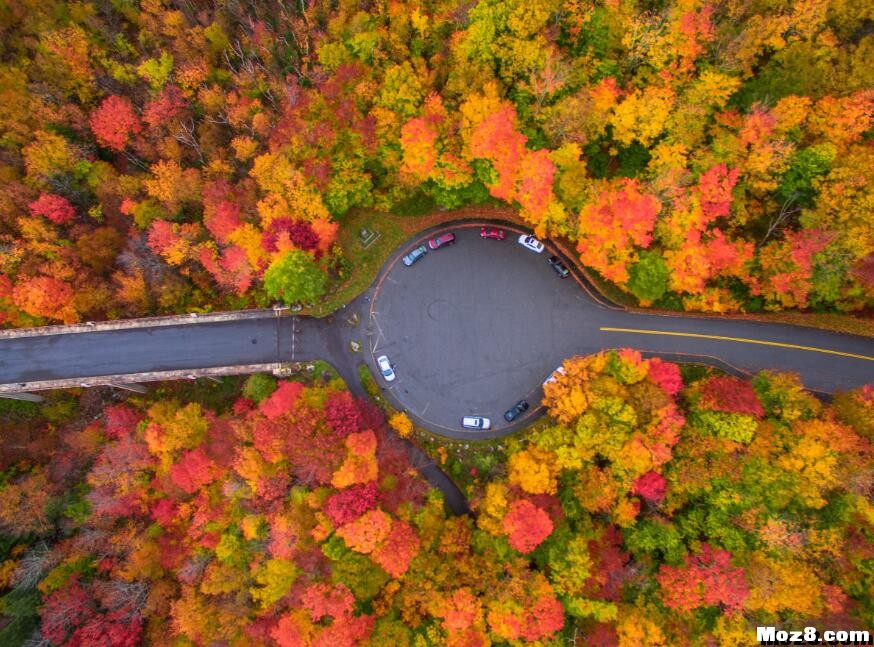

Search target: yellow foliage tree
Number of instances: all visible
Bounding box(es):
[507,446,559,495]
[250,558,300,609]
[388,412,414,438]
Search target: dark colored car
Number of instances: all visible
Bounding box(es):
[504,400,530,422]
[428,232,457,250]
[402,245,428,266]
[547,255,569,278]
[480,227,506,240]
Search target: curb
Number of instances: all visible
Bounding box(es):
[0,363,283,393]
[0,309,280,340]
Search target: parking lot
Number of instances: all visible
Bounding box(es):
[367,225,609,436]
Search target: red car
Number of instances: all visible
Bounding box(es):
[480,227,506,240]
[428,232,456,250]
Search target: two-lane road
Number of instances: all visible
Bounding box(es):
[597,312,873,394]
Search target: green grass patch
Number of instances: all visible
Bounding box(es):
[304,210,411,316]
[390,191,437,217]
[583,267,639,308]
[308,360,340,383]
[358,363,380,398]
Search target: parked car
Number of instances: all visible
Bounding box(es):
[547,255,569,278]
[503,400,530,422]
[517,234,545,253]
[428,232,456,250]
[462,416,491,430]
[480,227,506,240]
[402,244,428,266]
[542,365,566,388]
[376,355,396,382]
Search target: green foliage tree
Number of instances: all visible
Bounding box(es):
[627,251,669,304]
[243,373,277,403]
[263,250,327,306]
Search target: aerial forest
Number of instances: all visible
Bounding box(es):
[0,0,872,645]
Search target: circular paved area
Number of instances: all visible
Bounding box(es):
[368,225,603,436]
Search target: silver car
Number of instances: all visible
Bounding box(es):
[462,416,491,430]
[377,355,396,382]
[402,245,428,266]
[517,234,545,253]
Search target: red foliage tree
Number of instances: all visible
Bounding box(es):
[697,164,740,220]
[577,179,661,284]
[150,498,179,526]
[259,381,304,420]
[647,358,683,397]
[28,193,76,224]
[584,623,619,646]
[657,544,749,612]
[199,245,254,296]
[324,391,366,435]
[147,220,181,256]
[170,448,221,495]
[252,417,287,463]
[66,612,143,647]
[143,85,187,129]
[261,218,320,255]
[371,519,421,577]
[502,499,554,554]
[301,582,355,621]
[632,471,667,504]
[40,577,96,645]
[323,481,380,526]
[520,595,565,641]
[104,404,143,440]
[283,412,347,486]
[697,375,765,418]
[87,436,154,518]
[90,95,142,151]
[204,201,242,243]
[583,525,629,600]
[468,104,526,202]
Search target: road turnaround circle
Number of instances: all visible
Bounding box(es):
[367,223,607,438]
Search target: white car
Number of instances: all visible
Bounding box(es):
[542,365,566,388]
[517,234,545,253]
[462,416,491,430]
[376,355,396,382]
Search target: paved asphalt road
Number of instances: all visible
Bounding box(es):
[0,222,872,441]
[0,317,335,382]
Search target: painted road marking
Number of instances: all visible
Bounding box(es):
[599,327,874,362]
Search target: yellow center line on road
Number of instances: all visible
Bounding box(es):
[599,327,874,362]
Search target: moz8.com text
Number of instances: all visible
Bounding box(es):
[757,627,871,646]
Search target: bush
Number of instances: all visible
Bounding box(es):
[243,374,277,403]
[358,364,380,399]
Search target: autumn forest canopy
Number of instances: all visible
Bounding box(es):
[1,0,873,645]
[0,353,872,645]
[0,0,872,325]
